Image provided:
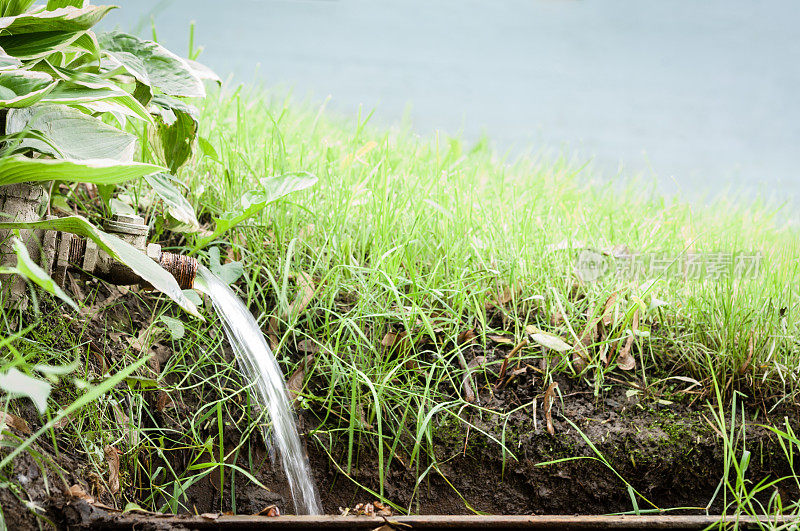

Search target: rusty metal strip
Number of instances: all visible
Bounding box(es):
[75,511,796,531]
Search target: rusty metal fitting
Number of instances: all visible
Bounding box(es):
[158,251,198,290]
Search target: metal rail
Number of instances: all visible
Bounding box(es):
[76,513,796,530]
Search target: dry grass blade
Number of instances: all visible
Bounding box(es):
[543,382,559,436]
[738,335,754,375]
[495,338,528,387]
[487,334,514,344]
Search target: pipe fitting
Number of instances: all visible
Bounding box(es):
[43,214,198,290]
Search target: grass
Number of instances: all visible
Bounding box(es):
[1,81,800,522]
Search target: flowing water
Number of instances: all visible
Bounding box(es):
[194,265,322,515]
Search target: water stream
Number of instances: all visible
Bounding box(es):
[194,265,322,515]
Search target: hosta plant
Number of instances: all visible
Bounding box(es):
[0,0,220,314]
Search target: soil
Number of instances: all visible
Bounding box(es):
[3,286,799,528]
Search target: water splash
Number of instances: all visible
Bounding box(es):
[194,265,321,515]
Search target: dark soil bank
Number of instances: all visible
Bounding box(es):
[3,380,798,529]
[307,380,798,515]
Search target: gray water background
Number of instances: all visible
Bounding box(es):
[105,1,799,208]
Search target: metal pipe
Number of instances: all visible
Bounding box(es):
[62,508,797,531]
[41,214,198,289]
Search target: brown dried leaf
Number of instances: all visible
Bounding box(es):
[267,316,281,350]
[126,325,159,353]
[381,331,398,347]
[257,505,280,517]
[156,390,183,413]
[68,484,95,503]
[287,354,315,402]
[616,309,639,371]
[297,339,321,353]
[287,272,315,317]
[601,291,620,328]
[373,501,392,517]
[53,413,74,429]
[104,446,120,494]
[201,513,220,520]
[543,382,559,436]
[457,329,477,345]
[148,343,172,374]
[0,411,30,434]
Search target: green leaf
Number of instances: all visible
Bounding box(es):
[0,5,114,60]
[0,368,51,414]
[0,29,84,59]
[46,0,86,9]
[99,31,204,98]
[0,69,58,106]
[0,5,114,34]
[44,66,153,124]
[151,95,198,173]
[185,58,220,85]
[0,215,201,317]
[209,246,243,285]
[199,172,318,246]
[143,172,199,232]
[159,315,185,340]
[0,155,164,186]
[197,136,218,162]
[6,104,137,161]
[0,45,23,69]
[101,49,152,105]
[0,0,36,17]
[8,237,78,311]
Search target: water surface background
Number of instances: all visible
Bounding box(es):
[106,1,799,208]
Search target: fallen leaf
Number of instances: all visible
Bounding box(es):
[496,286,513,305]
[487,334,514,345]
[616,310,639,371]
[287,272,315,317]
[297,339,320,353]
[287,354,315,402]
[601,292,620,328]
[381,331,398,347]
[0,411,31,434]
[257,505,280,517]
[530,333,572,353]
[148,343,172,374]
[126,324,160,353]
[104,446,120,494]
[68,484,95,503]
[267,316,281,350]
[201,513,220,520]
[457,329,477,345]
[543,382,559,436]
[373,501,392,516]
